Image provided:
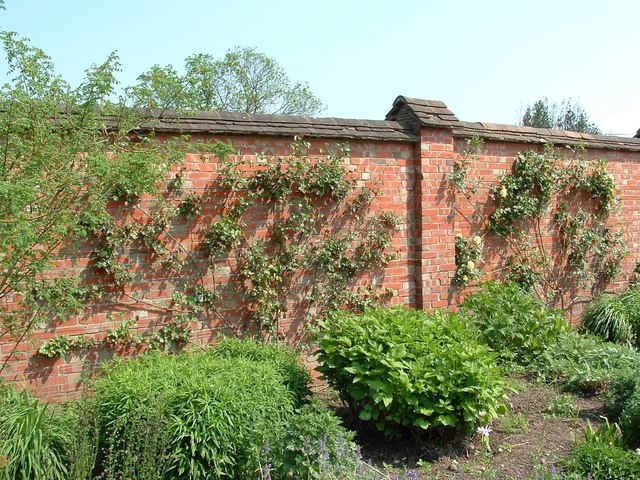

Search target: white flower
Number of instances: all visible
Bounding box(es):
[466,260,475,270]
[636,447,640,456]
[499,186,508,198]
[462,275,468,282]
[477,426,492,436]
[455,233,463,239]
[478,410,486,418]
[472,236,482,246]
[608,173,615,182]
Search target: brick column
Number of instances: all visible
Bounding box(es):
[414,127,456,310]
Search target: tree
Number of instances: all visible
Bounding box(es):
[521,97,601,134]
[129,47,324,116]
[0,32,182,370]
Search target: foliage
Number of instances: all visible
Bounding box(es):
[461,281,569,365]
[606,369,640,447]
[129,46,324,115]
[212,138,399,338]
[37,334,92,358]
[0,32,185,369]
[582,287,640,346]
[563,419,640,480]
[533,331,640,394]
[0,387,72,480]
[521,97,601,134]
[546,394,580,418]
[98,397,172,480]
[265,401,360,479]
[453,234,483,285]
[91,345,298,479]
[207,336,311,403]
[449,140,626,311]
[316,307,507,437]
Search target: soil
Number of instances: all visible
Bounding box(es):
[315,377,606,479]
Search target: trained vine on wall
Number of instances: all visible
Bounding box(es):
[37,137,399,357]
[448,138,627,311]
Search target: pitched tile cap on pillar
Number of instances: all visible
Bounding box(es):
[385,95,460,132]
[635,128,640,139]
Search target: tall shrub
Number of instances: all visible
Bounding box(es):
[91,346,299,479]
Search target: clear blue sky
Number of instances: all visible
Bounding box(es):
[2,0,638,135]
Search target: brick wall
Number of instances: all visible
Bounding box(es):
[3,97,640,400]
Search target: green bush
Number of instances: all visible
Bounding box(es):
[209,336,311,403]
[461,281,570,365]
[563,442,640,479]
[0,387,72,480]
[582,287,640,345]
[606,370,640,447]
[533,331,640,393]
[316,307,507,437]
[266,401,359,479]
[91,347,298,479]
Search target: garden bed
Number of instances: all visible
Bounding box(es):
[319,378,606,479]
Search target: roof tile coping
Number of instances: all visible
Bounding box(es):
[454,121,640,152]
[130,99,640,153]
[134,109,419,143]
[386,96,640,152]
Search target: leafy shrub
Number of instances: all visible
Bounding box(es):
[606,369,640,447]
[266,401,359,479]
[0,387,72,480]
[91,347,298,479]
[533,331,640,393]
[564,442,640,479]
[562,418,640,479]
[461,281,570,365]
[209,336,311,403]
[316,307,507,437]
[582,287,640,345]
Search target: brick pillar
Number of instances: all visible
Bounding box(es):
[414,127,456,310]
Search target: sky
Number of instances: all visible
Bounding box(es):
[1,0,639,136]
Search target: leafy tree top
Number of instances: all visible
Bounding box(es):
[128,46,325,116]
[522,97,601,135]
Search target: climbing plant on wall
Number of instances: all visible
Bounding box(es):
[448,138,627,311]
[0,33,191,371]
[35,137,399,357]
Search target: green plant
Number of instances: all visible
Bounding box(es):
[453,234,483,285]
[98,397,172,480]
[104,318,142,347]
[496,413,529,434]
[606,369,640,447]
[177,192,202,219]
[266,401,360,479]
[461,281,569,365]
[91,342,304,479]
[206,215,245,255]
[546,394,580,418]
[563,420,640,480]
[316,307,507,437]
[209,336,311,403]
[0,387,72,480]
[448,142,626,312]
[38,334,92,358]
[582,287,640,345]
[534,331,640,393]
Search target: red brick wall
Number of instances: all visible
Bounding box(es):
[449,136,639,320]
[0,135,417,401]
[3,126,640,401]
